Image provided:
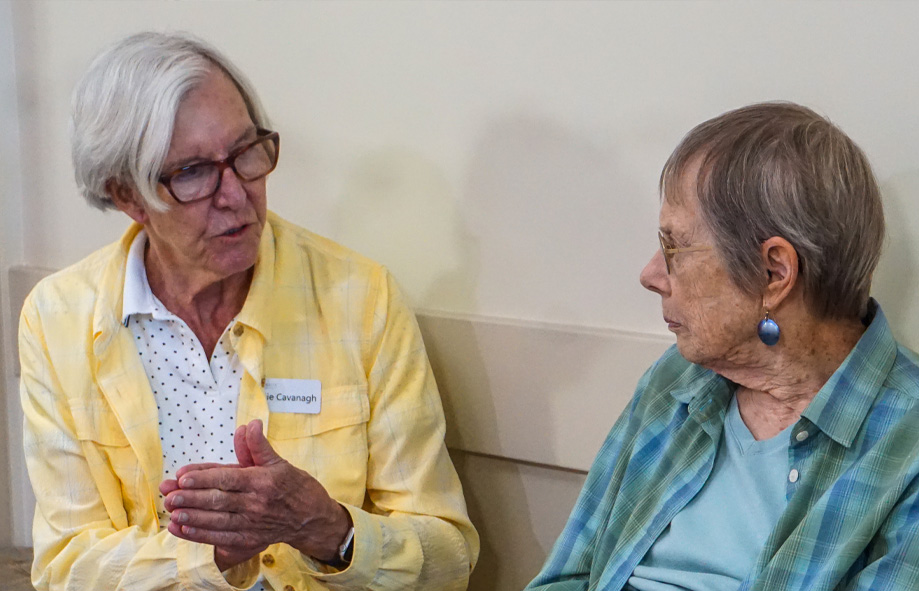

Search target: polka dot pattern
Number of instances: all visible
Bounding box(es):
[130,308,241,521]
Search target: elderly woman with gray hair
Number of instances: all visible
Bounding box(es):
[19,32,477,591]
[527,103,919,590]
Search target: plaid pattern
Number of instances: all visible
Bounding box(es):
[20,212,478,591]
[527,302,919,591]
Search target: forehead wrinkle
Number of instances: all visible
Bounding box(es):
[163,69,254,167]
[660,202,710,249]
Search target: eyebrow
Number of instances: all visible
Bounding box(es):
[660,227,694,245]
[162,126,258,172]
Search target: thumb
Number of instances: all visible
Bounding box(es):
[234,424,254,467]
[246,419,283,466]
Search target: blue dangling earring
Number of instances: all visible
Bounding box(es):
[757,310,780,346]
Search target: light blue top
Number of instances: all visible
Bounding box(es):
[626,394,793,591]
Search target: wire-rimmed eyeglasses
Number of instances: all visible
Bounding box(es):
[658,231,711,274]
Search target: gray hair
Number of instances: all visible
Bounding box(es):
[71,31,270,211]
[661,102,885,320]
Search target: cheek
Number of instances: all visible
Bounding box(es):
[679,276,741,326]
[166,211,215,250]
[247,181,268,208]
[673,276,712,312]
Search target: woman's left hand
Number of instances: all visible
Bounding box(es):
[161,420,352,564]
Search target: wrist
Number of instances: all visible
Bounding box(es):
[330,523,355,568]
[301,503,352,564]
[324,505,354,567]
[329,505,355,565]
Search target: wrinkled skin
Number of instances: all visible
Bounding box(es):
[159,419,351,571]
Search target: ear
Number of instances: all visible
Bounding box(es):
[106,180,149,225]
[760,236,799,310]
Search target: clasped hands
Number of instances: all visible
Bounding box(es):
[159,419,352,572]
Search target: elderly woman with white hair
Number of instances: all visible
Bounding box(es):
[527,103,919,590]
[19,32,477,591]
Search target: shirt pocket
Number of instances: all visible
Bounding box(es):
[71,403,147,529]
[266,385,370,502]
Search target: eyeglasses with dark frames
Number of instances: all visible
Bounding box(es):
[658,231,711,274]
[158,129,280,204]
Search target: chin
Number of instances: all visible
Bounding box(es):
[212,229,261,276]
[674,338,710,367]
[675,341,696,363]
[211,247,259,280]
[222,254,258,278]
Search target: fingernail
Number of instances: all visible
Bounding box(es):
[186,527,196,535]
[174,495,184,505]
[180,477,194,487]
[178,512,188,523]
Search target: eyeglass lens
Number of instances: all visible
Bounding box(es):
[170,135,278,202]
[658,232,672,274]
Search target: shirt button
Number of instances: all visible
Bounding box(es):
[233,324,244,337]
[284,586,295,591]
[795,431,809,442]
[261,554,275,566]
[788,469,800,483]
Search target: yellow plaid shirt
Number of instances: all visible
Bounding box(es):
[20,211,478,591]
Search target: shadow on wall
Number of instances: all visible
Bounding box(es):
[463,112,645,325]
[872,171,919,352]
[334,148,479,312]
[458,114,616,590]
[332,149,539,588]
[331,112,624,589]
[422,323,517,588]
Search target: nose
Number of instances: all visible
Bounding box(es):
[640,249,670,296]
[211,165,248,209]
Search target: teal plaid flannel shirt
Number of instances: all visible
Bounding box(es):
[527,301,919,591]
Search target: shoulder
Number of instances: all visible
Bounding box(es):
[267,211,386,282]
[23,238,128,323]
[611,344,722,432]
[263,213,402,335]
[883,344,919,402]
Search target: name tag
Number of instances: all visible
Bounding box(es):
[264,379,321,414]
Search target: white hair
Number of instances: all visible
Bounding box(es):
[71,31,270,211]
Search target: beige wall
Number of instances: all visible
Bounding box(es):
[1,0,25,549]
[17,1,919,341]
[4,2,919,589]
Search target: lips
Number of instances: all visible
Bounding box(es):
[218,223,249,237]
[664,316,682,330]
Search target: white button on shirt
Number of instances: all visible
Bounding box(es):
[123,232,269,591]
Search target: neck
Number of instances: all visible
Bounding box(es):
[143,241,252,356]
[717,313,866,440]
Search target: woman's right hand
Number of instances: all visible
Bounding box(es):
[160,459,266,572]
